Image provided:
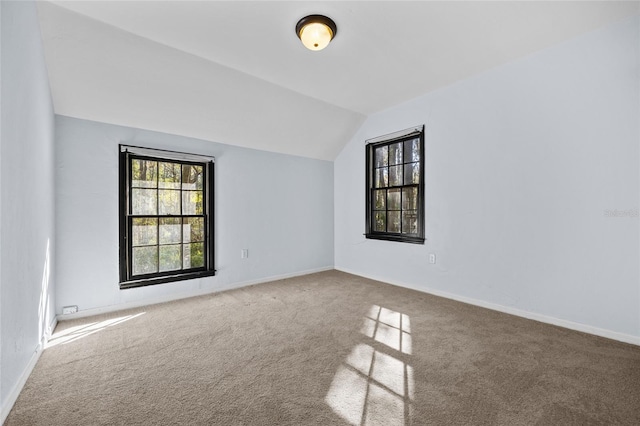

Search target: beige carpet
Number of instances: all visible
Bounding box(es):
[5,270,640,425]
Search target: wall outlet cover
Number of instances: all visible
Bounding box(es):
[62,305,78,315]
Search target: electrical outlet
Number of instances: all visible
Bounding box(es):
[241,249,249,259]
[429,253,436,264]
[62,305,78,315]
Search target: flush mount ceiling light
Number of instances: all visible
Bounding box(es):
[295,15,337,51]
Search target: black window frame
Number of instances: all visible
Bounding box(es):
[119,145,216,289]
[365,126,425,244]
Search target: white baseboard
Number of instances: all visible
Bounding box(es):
[57,266,334,321]
[1,316,57,424]
[336,267,640,347]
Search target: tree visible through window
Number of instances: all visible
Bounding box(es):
[119,146,215,289]
[365,127,425,244]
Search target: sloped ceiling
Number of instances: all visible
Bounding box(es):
[38,1,639,160]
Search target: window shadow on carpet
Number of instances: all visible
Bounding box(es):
[325,305,414,425]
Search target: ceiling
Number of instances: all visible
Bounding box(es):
[38,1,639,160]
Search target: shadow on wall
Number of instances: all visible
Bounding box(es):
[325,305,414,425]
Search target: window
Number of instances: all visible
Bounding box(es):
[365,126,425,244]
[119,145,215,289]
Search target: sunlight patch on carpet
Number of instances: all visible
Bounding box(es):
[361,305,411,354]
[326,305,414,425]
[46,312,145,348]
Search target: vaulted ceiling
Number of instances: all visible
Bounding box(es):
[38,1,639,160]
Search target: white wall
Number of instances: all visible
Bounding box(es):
[1,1,3,414]
[335,16,640,341]
[55,116,334,314]
[1,0,56,415]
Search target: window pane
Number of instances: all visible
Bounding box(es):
[389,165,403,186]
[375,146,388,167]
[182,165,203,190]
[132,218,157,246]
[389,142,403,165]
[131,159,157,188]
[374,211,386,232]
[375,168,388,188]
[158,190,180,215]
[387,188,401,210]
[183,242,204,269]
[404,138,420,163]
[183,191,203,215]
[132,189,157,215]
[159,244,182,272]
[387,211,401,233]
[366,133,423,242]
[132,246,158,275]
[158,162,181,189]
[404,162,420,185]
[183,217,204,243]
[159,217,181,244]
[124,152,213,285]
[402,187,417,211]
[374,190,386,210]
[402,211,418,234]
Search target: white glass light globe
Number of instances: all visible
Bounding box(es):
[300,22,333,51]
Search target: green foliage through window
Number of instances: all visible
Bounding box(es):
[120,147,215,288]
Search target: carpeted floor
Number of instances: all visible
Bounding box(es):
[5,270,640,425]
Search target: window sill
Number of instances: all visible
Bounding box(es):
[119,270,216,290]
[365,233,425,244]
